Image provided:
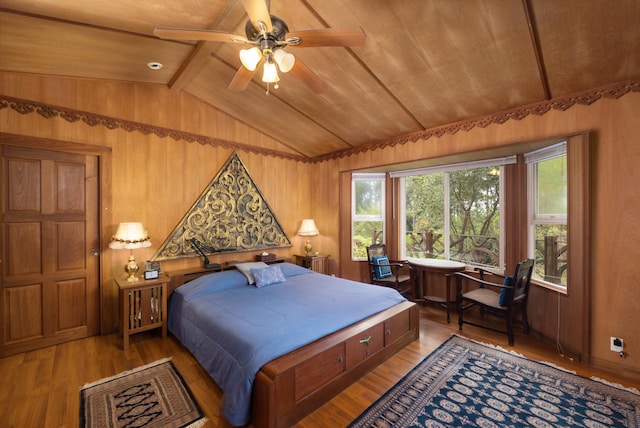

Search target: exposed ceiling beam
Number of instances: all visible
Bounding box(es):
[522,0,551,100]
[168,1,246,91]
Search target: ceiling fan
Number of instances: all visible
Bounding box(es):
[153,0,365,94]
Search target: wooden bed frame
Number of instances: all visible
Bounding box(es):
[167,265,419,428]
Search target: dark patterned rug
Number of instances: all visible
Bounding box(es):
[349,335,640,427]
[80,358,206,428]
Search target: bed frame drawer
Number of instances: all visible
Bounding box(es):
[294,343,345,400]
[346,323,384,369]
[384,309,412,346]
[253,301,418,428]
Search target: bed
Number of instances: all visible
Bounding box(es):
[168,262,419,428]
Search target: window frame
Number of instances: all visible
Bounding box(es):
[351,173,386,261]
[394,156,515,271]
[347,133,589,300]
[526,142,568,291]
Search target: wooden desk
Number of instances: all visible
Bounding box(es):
[407,258,466,323]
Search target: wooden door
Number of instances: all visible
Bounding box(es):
[1,145,100,356]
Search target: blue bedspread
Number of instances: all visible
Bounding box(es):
[168,263,407,426]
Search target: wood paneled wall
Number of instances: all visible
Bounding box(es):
[1,72,639,378]
[0,73,314,334]
[326,93,640,378]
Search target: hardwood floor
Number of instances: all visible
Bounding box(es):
[1,305,638,427]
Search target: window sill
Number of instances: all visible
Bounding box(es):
[532,278,567,295]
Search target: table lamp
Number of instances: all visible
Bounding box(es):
[109,222,152,281]
[297,219,319,256]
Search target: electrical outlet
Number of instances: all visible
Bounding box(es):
[610,337,624,352]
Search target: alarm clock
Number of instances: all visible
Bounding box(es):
[144,261,161,280]
[144,269,159,280]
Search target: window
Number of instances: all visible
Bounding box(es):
[526,142,567,290]
[393,157,515,269]
[351,173,386,260]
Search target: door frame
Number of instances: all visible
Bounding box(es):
[1,132,112,334]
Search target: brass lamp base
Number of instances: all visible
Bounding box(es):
[304,240,313,256]
[125,255,140,281]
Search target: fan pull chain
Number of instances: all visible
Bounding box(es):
[265,81,279,95]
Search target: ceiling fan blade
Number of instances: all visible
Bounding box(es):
[287,28,366,48]
[288,58,327,94]
[153,27,247,43]
[228,65,259,92]
[241,0,273,33]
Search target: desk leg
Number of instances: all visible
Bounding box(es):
[444,274,451,323]
[415,270,427,302]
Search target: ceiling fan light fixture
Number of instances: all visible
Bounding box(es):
[274,49,295,73]
[262,60,279,83]
[239,47,262,71]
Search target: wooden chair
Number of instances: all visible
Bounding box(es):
[453,258,534,345]
[366,244,414,300]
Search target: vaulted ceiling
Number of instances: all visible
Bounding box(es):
[1,0,639,159]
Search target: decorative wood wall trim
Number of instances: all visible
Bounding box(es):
[313,78,640,162]
[0,95,309,163]
[1,77,638,164]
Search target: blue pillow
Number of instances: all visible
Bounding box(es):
[278,262,313,277]
[499,275,514,306]
[175,270,249,302]
[372,255,393,279]
[251,265,286,288]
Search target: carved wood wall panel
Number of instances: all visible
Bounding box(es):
[151,152,291,261]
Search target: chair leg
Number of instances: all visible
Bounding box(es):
[457,299,464,331]
[506,313,514,346]
[521,305,530,335]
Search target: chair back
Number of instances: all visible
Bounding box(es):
[366,244,387,261]
[511,258,535,302]
[366,244,387,282]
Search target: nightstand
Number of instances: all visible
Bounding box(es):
[294,254,330,275]
[116,275,170,352]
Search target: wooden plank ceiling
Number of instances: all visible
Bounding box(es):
[1,0,639,159]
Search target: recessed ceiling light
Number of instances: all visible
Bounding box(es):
[147,62,163,70]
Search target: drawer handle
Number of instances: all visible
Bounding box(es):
[386,328,392,335]
[338,355,344,363]
[359,336,372,345]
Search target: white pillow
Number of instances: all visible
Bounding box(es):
[234,262,268,285]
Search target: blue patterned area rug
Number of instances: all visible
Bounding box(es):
[80,358,206,428]
[349,335,640,427]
